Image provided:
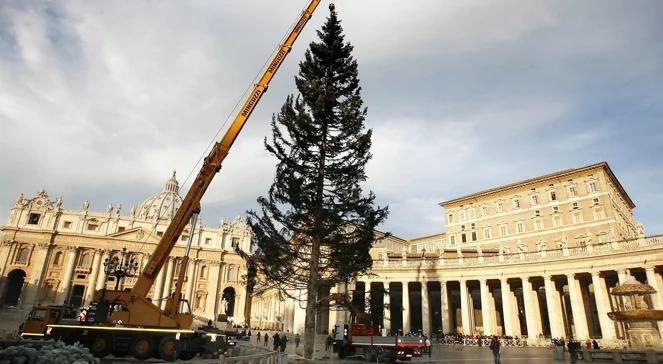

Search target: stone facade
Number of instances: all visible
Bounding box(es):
[0,173,252,324]
[252,162,663,346]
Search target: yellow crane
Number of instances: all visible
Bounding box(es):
[22,1,322,361]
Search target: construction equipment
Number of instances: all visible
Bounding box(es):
[319,293,426,362]
[20,1,322,361]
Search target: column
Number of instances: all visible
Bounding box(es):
[205,263,221,320]
[95,250,110,290]
[383,283,391,332]
[441,281,451,333]
[153,262,165,303]
[480,279,493,335]
[0,242,13,276]
[544,275,563,338]
[421,282,431,335]
[509,288,521,335]
[85,250,102,303]
[185,259,197,301]
[591,271,616,339]
[160,258,175,309]
[521,277,542,340]
[56,247,78,304]
[617,269,627,284]
[645,267,663,335]
[23,244,49,306]
[567,273,589,338]
[402,282,411,334]
[460,279,470,334]
[500,278,514,336]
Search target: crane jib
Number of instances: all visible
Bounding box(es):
[128,0,322,299]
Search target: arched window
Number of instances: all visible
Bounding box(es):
[53,251,63,266]
[15,247,29,264]
[199,265,207,279]
[227,266,237,282]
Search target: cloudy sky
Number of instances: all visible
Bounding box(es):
[1,0,661,238]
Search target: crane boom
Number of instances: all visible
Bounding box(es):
[131,0,321,297]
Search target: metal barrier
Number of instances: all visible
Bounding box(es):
[213,345,287,364]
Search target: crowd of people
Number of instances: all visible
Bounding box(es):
[254,331,290,352]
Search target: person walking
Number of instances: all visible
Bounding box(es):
[273,333,281,352]
[489,336,501,364]
[280,333,288,353]
[326,334,333,351]
[295,333,301,348]
[256,332,261,343]
[264,333,269,347]
[425,336,432,358]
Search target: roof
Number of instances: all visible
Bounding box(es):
[440,162,635,208]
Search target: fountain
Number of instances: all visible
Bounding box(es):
[608,274,663,348]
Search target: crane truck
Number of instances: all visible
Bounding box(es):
[319,294,426,362]
[18,0,322,361]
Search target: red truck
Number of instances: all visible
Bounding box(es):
[320,294,425,361]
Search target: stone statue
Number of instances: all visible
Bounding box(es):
[54,196,63,209]
[16,193,24,204]
[537,239,547,252]
[401,250,407,260]
[130,205,136,217]
[116,204,122,216]
[558,236,568,249]
[107,203,113,214]
[82,200,90,212]
[517,241,528,254]
[476,244,483,256]
[220,298,229,314]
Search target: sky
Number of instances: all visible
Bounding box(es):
[0,0,661,239]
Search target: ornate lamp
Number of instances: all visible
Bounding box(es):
[103,247,139,290]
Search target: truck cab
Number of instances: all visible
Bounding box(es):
[20,305,77,338]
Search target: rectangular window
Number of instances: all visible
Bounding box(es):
[499,225,508,237]
[449,235,456,245]
[550,191,557,201]
[589,181,598,193]
[593,198,600,206]
[63,221,72,229]
[516,222,524,233]
[181,235,189,241]
[593,208,603,221]
[534,219,543,231]
[205,238,212,245]
[497,202,504,213]
[531,195,539,205]
[459,210,466,222]
[87,223,98,231]
[28,213,41,225]
[481,206,488,216]
[483,228,491,239]
[157,231,164,237]
[553,215,562,227]
[468,208,475,219]
[552,206,559,213]
[471,232,477,241]
[117,226,125,232]
[572,212,582,224]
[572,202,579,209]
[448,214,454,224]
[569,186,578,197]
[461,233,467,243]
[534,210,540,217]
[232,237,240,248]
[513,199,521,209]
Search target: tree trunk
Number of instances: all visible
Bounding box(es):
[304,236,320,359]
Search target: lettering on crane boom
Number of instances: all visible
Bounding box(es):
[267,48,289,74]
[240,88,264,117]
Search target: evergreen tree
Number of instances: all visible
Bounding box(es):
[248,4,388,358]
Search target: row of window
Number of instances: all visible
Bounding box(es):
[447,179,601,225]
[448,207,605,245]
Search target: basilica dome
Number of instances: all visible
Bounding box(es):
[136,172,183,221]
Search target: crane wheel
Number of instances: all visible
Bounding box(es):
[130,336,155,360]
[89,335,112,358]
[159,337,180,362]
[179,351,197,360]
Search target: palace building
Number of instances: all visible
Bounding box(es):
[251,162,663,345]
[0,173,252,324]
[2,161,662,345]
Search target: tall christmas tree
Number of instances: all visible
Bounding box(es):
[248,4,388,358]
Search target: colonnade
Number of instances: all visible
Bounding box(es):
[354,266,663,342]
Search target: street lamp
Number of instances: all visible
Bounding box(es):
[103,247,139,290]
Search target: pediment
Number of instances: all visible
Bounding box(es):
[106,227,160,243]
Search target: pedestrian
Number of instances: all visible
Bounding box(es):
[257,332,261,343]
[489,336,501,364]
[326,334,333,351]
[295,333,301,348]
[273,333,280,352]
[567,339,577,363]
[425,336,431,358]
[264,333,268,347]
[280,333,288,352]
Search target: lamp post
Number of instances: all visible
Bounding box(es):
[103,247,139,290]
